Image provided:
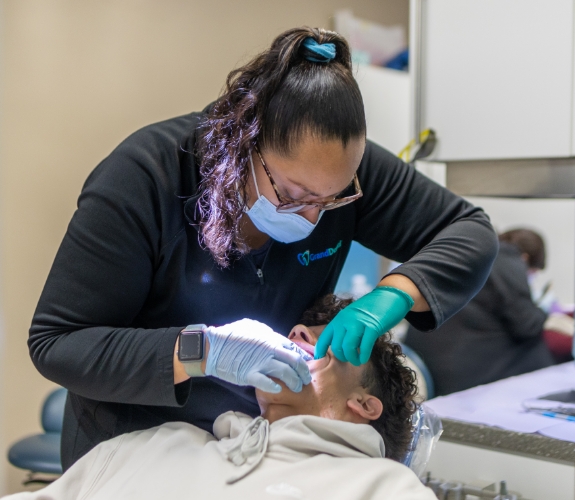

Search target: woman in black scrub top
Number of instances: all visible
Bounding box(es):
[29,27,498,469]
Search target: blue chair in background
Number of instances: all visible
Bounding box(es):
[399,343,435,401]
[8,387,67,484]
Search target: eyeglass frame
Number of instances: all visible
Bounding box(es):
[253,146,363,213]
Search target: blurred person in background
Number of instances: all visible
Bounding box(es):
[405,229,554,396]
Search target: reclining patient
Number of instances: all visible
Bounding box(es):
[6,295,434,500]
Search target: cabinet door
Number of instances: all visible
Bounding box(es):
[355,64,410,155]
[413,0,574,161]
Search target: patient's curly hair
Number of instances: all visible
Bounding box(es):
[300,294,418,462]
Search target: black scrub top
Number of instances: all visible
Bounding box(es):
[29,109,498,469]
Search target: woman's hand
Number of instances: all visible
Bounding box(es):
[204,319,312,393]
[314,286,415,366]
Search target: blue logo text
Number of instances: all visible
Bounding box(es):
[297,240,342,266]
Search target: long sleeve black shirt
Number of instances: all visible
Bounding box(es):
[29,111,498,468]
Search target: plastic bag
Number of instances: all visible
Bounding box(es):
[402,404,443,476]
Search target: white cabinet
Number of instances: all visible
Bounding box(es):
[428,440,575,500]
[354,64,410,155]
[411,0,574,161]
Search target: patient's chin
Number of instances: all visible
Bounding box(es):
[255,378,304,400]
[255,378,312,417]
[255,386,298,423]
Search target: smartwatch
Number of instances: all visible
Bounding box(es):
[177,324,207,377]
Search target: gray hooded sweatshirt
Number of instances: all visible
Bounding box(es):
[4,412,435,500]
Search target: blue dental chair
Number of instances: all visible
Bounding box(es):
[399,342,435,400]
[8,387,67,484]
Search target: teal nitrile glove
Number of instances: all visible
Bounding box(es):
[205,319,313,393]
[314,286,415,366]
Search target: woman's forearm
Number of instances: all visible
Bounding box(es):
[378,274,430,312]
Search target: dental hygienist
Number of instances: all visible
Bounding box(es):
[29,27,498,470]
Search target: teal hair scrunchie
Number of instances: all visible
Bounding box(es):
[302,37,336,63]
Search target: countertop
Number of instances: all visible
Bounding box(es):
[441,417,575,464]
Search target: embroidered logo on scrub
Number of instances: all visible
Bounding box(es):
[297,240,342,266]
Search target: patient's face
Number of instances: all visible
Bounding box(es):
[255,324,372,424]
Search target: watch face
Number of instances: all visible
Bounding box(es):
[179,332,204,361]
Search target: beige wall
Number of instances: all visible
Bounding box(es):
[0,0,408,493]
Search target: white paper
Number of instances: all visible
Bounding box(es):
[539,421,575,441]
[425,363,575,442]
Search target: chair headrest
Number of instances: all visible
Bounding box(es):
[41,387,67,433]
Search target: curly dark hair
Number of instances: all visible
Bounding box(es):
[196,27,366,267]
[300,294,418,462]
[361,336,419,461]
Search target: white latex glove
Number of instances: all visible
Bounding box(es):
[205,319,312,393]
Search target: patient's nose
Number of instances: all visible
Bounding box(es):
[288,325,313,345]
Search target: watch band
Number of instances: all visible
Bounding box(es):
[182,359,205,378]
[178,324,207,378]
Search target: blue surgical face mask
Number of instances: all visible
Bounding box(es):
[244,155,323,243]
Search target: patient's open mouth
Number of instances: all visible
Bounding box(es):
[290,339,330,373]
[291,340,315,357]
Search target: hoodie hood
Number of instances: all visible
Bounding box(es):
[213,411,385,484]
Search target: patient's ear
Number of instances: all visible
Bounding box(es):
[347,393,383,421]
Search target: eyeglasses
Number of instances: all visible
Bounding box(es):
[254,147,363,213]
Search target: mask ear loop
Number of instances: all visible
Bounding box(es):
[249,154,262,199]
